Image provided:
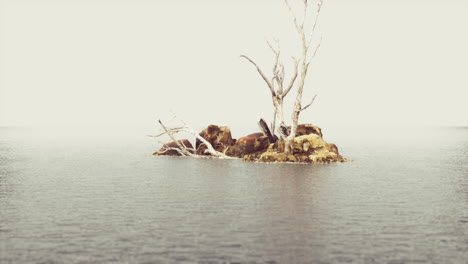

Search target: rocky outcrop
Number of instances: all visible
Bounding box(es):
[244,125,345,163]
[154,139,194,156]
[291,134,326,154]
[291,134,343,162]
[226,132,270,158]
[196,125,235,155]
[287,124,323,138]
[154,123,345,163]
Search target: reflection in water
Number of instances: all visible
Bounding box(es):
[0,127,467,263]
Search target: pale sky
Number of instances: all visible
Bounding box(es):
[1,0,467,131]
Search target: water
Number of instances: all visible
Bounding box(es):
[1,126,467,263]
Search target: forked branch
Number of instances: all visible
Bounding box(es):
[240,55,275,96]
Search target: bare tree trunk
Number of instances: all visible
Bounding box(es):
[284,0,322,153]
[241,39,298,140]
[241,0,323,153]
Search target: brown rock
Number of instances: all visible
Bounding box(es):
[154,139,194,156]
[287,124,323,138]
[196,125,235,155]
[327,143,339,155]
[226,132,270,158]
[290,134,345,162]
[267,141,285,152]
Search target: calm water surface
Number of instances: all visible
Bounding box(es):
[0,127,467,263]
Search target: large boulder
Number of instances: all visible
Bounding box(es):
[291,134,344,162]
[154,139,194,156]
[287,124,323,138]
[196,125,235,155]
[226,132,270,158]
[291,134,327,154]
[291,134,341,155]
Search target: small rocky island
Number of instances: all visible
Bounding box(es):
[154,122,345,164]
[154,0,345,164]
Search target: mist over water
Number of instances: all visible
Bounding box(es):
[0,126,467,263]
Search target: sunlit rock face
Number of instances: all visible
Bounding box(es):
[245,151,299,163]
[154,139,194,156]
[291,134,327,154]
[245,125,345,163]
[226,132,270,158]
[196,125,235,155]
[287,124,323,138]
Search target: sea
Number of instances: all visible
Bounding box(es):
[0,126,467,264]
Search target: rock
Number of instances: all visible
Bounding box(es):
[196,125,235,155]
[327,143,339,155]
[287,124,323,138]
[308,150,345,163]
[290,134,345,162]
[245,151,299,163]
[267,141,285,152]
[292,134,327,154]
[154,139,194,156]
[153,122,346,163]
[249,133,345,163]
[226,132,270,158]
[248,150,335,164]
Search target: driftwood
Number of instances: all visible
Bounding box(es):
[152,118,236,159]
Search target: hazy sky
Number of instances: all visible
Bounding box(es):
[1,0,467,131]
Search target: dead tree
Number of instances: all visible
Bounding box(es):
[241,0,323,153]
[284,0,323,153]
[241,39,298,139]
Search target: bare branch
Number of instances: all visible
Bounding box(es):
[307,0,323,48]
[240,55,275,96]
[283,0,323,153]
[314,0,323,30]
[156,117,237,159]
[157,147,187,156]
[278,62,285,89]
[311,36,322,59]
[301,94,317,111]
[283,57,299,98]
[177,119,235,159]
[266,39,280,56]
[302,0,308,29]
[158,119,194,157]
[157,143,196,156]
[284,0,301,32]
[305,61,311,75]
[148,126,186,138]
[271,108,277,138]
[268,40,281,86]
